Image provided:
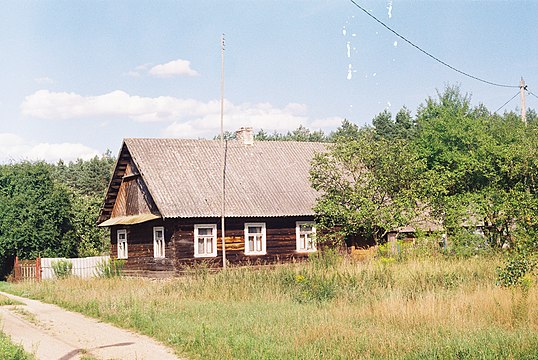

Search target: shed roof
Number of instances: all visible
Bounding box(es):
[103,138,327,220]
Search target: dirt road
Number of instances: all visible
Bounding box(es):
[0,291,180,360]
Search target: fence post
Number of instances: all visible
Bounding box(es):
[36,257,41,282]
[14,256,20,282]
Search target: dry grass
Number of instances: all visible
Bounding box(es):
[2,255,537,359]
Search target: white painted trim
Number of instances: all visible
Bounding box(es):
[244,222,267,255]
[117,229,128,259]
[153,226,165,258]
[295,221,317,253]
[194,224,218,258]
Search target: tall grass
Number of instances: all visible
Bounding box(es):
[0,332,33,359]
[3,255,538,359]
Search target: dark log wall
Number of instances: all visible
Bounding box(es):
[110,216,315,274]
[110,219,175,273]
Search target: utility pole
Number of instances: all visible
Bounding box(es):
[220,34,227,269]
[520,77,527,126]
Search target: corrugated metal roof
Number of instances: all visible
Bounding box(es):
[123,138,327,218]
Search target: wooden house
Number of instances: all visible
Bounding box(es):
[97,128,326,276]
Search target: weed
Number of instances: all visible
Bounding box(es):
[0,332,33,360]
[96,258,125,278]
[51,259,73,279]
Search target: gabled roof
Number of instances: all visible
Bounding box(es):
[99,138,327,221]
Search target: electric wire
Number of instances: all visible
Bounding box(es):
[527,90,538,101]
[494,91,520,114]
[349,0,519,89]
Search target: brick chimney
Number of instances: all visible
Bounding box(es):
[235,127,254,145]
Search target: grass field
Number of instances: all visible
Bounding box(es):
[2,254,537,359]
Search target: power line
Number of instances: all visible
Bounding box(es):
[494,91,520,114]
[349,0,519,89]
[527,89,538,101]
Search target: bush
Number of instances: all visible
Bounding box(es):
[96,258,125,278]
[447,228,493,258]
[497,252,536,287]
[51,259,73,279]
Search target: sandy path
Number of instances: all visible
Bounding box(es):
[0,291,180,360]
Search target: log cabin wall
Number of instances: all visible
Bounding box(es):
[110,216,315,275]
[110,220,176,275]
[170,216,314,270]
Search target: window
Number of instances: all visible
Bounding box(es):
[117,229,128,259]
[153,226,165,258]
[296,222,316,252]
[244,223,266,255]
[194,224,217,257]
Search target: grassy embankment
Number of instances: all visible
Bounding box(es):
[1,254,537,359]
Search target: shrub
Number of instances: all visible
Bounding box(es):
[96,258,125,278]
[497,252,536,287]
[447,228,493,258]
[51,259,73,279]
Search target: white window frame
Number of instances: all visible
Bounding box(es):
[194,224,218,258]
[296,221,317,253]
[117,229,128,259]
[244,222,267,255]
[153,226,165,259]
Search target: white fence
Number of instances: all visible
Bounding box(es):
[41,255,110,280]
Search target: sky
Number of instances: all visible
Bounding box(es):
[1,0,538,163]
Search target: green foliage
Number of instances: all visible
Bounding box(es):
[372,107,416,140]
[329,118,360,141]
[51,259,73,279]
[0,162,76,266]
[0,154,114,278]
[96,258,125,278]
[0,331,33,360]
[446,228,493,258]
[254,125,330,142]
[311,127,425,244]
[497,254,536,287]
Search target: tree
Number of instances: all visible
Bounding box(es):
[372,107,416,141]
[414,86,538,249]
[329,119,361,141]
[52,154,115,256]
[0,162,76,276]
[311,128,425,244]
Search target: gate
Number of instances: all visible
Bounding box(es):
[13,256,41,282]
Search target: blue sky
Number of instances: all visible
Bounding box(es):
[1,1,537,162]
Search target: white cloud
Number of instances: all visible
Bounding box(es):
[21,89,216,122]
[21,89,343,138]
[34,76,54,85]
[149,59,199,77]
[125,63,152,77]
[0,133,99,163]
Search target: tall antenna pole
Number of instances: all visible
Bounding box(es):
[220,34,227,269]
[520,77,527,126]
